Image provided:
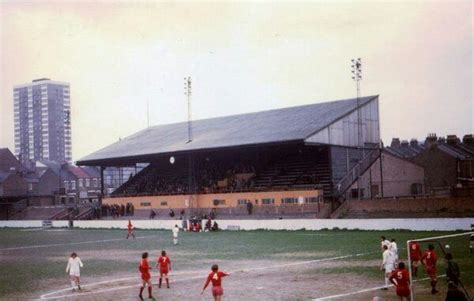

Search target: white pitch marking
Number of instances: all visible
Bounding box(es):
[0,235,161,251]
[20,228,46,232]
[313,275,447,300]
[39,273,206,300]
[39,251,378,300]
[38,270,205,299]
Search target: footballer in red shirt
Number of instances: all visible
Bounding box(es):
[408,241,422,277]
[389,262,411,301]
[422,244,438,294]
[157,250,171,288]
[138,252,153,300]
[201,264,230,301]
[127,220,136,239]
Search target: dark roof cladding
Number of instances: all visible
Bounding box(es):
[78,95,379,165]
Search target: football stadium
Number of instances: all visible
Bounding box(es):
[1,95,473,301]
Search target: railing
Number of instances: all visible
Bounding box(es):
[51,208,70,220]
[333,148,380,198]
[74,207,94,220]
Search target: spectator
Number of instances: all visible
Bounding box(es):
[246,201,253,215]
[209,208,216,220]
[212,221,219,231]
[205,218,212,231]
[445,281,468,301]
[169,209,175,218]
[150,209,156,219]
[445,253,460,286]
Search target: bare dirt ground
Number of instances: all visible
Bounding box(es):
[33,257,464,301]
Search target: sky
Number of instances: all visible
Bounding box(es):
[0,1,472,162]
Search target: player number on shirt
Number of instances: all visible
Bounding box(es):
[213,273,219,280]
[397,272,403,279]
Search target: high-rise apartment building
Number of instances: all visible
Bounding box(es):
[13,78,71,164]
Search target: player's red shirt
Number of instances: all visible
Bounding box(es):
[409,242,422,260]
[422,250,437,267]
[390,268,410,288]
[204,271,228,289]
[128,222,133,232]
[158,256,171,271]
[139,259,151,278]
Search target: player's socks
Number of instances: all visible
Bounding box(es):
[148,286,152,298]
[71,280,76,289]
[78,284,81,290]
[139,286,144,297]
[413,267,417,277]
[158,278,162,288]
[166,278,170,288]
[431,280,438,294]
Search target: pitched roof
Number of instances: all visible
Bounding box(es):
[0,148,24,172]
[78,95,378,165]
[0,171,11,183]
[386,137,474,160]
[67,166,91,179]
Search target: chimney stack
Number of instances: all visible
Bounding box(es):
[446,135,460,145]
[401,140,409,147]
[391,138,401,148]
[425,133,438,148]
[410,139,419,147]
[463,134,474,146]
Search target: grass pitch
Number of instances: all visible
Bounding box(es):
[0,228,472,300]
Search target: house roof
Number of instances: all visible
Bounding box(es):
[0,171,11,183]
[0,148,24,172]
[78,95,379,165]
[386,137,474,160]
[67,166,91,179]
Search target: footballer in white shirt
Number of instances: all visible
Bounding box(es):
[66,252,84,291]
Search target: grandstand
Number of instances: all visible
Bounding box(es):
[77,95,380,218]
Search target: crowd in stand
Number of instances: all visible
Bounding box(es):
[101,203,135,218]
[120,161,257,196]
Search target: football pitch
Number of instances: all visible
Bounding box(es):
[0,228,472,300]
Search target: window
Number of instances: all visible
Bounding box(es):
[281,197,298,204]
[85,178,90,187]
[63,180,69,190]
[351,188,364,199]
[71,180,76,190]
[93,178,98,188]
[371,185,379,197]
[213,199,226,206]
[160,201,168,206]
[28,183,33,191]
[140,202,151,207]
[78,179,83,188]
[237,199,249,205]
[261,198,274,205]
[305,197,319,203]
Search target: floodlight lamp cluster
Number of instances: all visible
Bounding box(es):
[184,77,192,96]
[351,58,362,81]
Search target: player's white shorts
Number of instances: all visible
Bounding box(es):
[384,264,394,274]
[69,271,80,277]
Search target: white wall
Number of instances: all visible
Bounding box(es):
[1,218,473,231]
